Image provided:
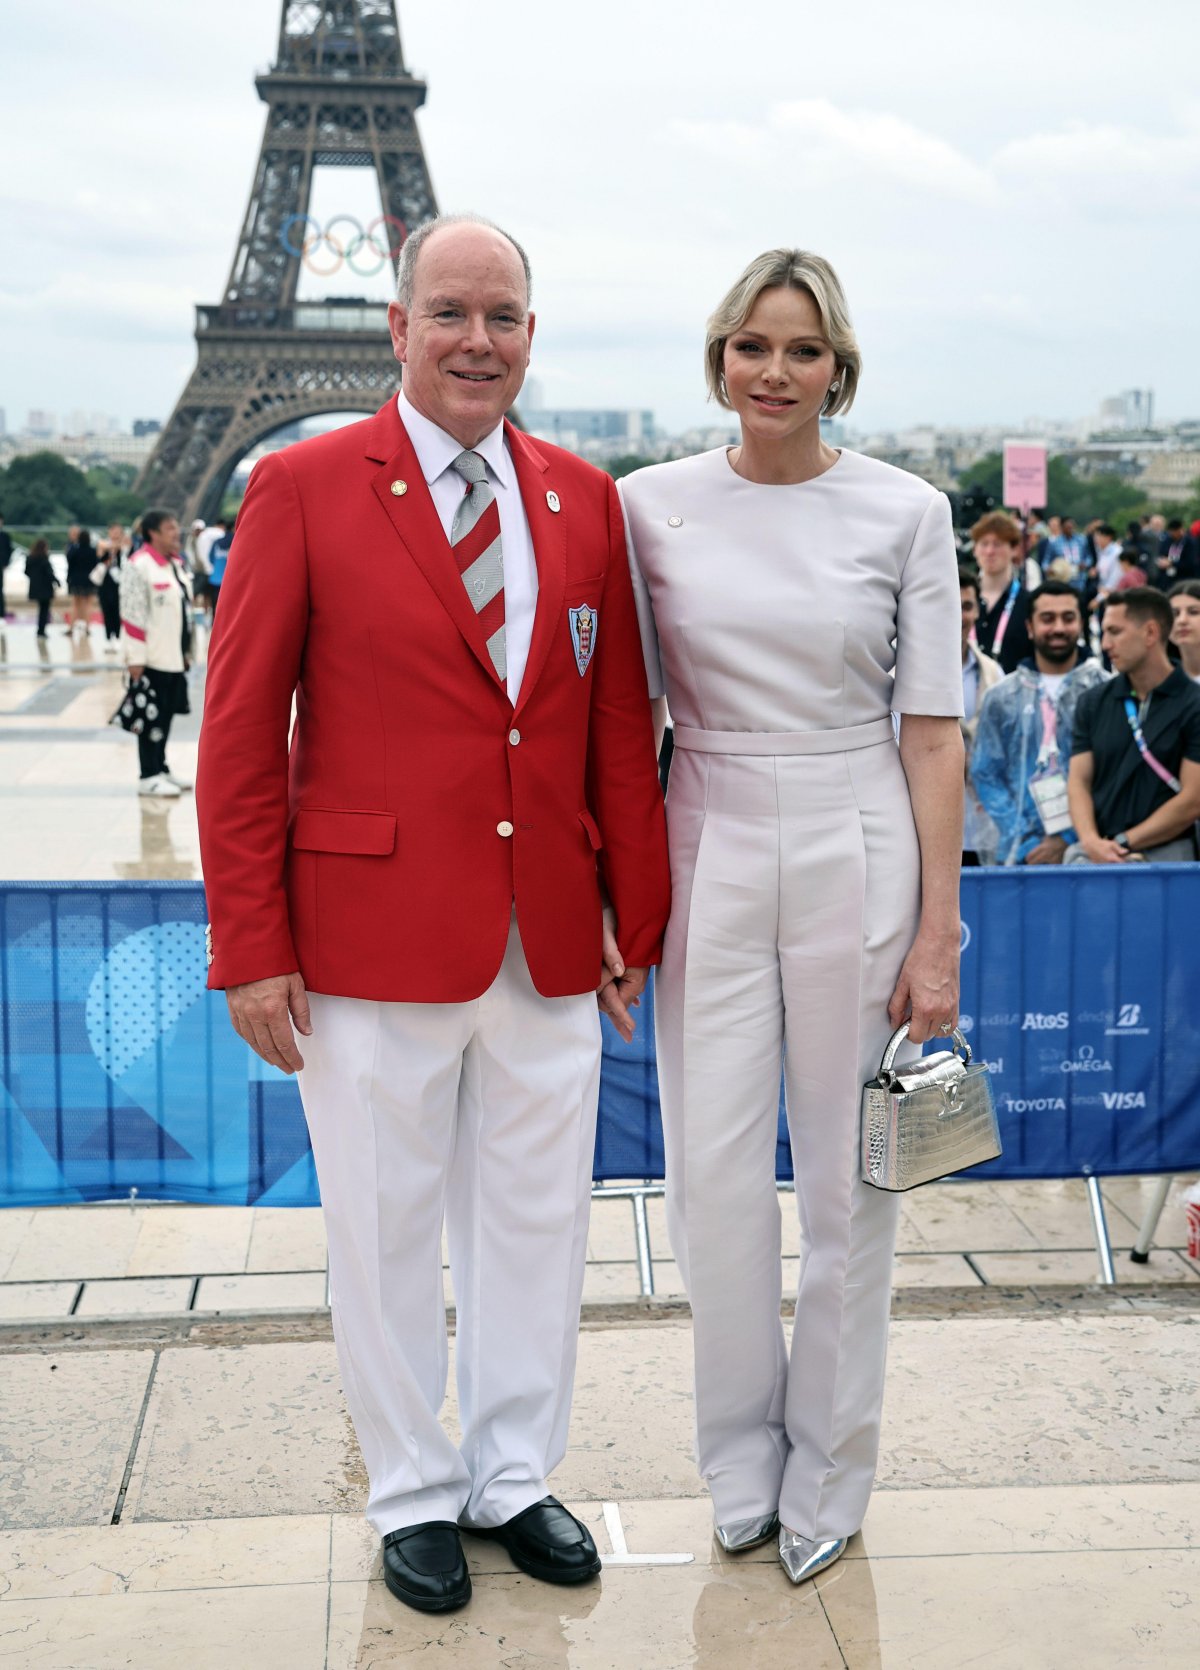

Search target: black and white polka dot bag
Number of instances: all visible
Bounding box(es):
[109,673,158,735]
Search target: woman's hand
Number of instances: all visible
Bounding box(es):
[887,927,960,1044]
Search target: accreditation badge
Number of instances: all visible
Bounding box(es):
[1030,771,1072,835]
[568,605,598,676]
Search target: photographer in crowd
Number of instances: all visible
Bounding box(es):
[970,580,1106,865]
[1066,588,1200,863]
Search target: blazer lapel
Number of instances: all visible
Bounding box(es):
[367,406,503,690]
[508,423,565,717]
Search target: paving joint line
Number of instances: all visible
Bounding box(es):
[108,1350,161,1526]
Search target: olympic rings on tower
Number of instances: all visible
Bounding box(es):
[280,214,408,279]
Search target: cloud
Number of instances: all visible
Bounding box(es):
[0,274,193,343]
[995,117,1200,213]
[669,100,995,204]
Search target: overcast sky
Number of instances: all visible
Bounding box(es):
[2,0,1197,437]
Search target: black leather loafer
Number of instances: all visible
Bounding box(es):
[465,1496,601,1585]
[381,1522,471,1613]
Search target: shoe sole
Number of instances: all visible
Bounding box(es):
[716,1522,779,1553]
[382,1567,471,1613]
[465,1530,601,1585]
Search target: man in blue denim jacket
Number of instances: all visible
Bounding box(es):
[970,582,1108,864]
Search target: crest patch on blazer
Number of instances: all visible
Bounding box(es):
[568,605,598,676]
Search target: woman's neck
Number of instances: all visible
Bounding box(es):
[1180,643,1200,680]
[729,421,839,486]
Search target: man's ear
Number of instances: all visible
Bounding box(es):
[387,300,409,365]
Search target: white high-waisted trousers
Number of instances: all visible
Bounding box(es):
[657,723,920,1541]
[298,914,602,1537]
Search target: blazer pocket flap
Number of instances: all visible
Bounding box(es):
[291,809,396,856]
[578,809,603,850]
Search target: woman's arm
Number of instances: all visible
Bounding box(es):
[651,695,668,755]
[891,715,964,1043]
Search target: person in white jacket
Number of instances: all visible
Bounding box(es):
[119,509,193,798]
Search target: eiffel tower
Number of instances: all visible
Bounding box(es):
[136,0,437,525]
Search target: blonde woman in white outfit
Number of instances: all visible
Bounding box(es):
[618,250,964,1587]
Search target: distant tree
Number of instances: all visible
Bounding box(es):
[85,464,143,526]
[604,454,659,480]
[0,452,102,526]
[956,451,1148,527]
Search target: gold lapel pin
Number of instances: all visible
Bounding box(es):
[546,490,561,513]
[390,480,408,497]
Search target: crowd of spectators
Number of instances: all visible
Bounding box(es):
[958,509,1200,866]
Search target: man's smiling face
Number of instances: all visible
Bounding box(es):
[388,223,535,450]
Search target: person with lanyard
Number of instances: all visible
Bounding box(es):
[1154,519,1200,590]
[970,581,1107,865]
[1043,515,1087,587]
[1066,587,1200,863]
[970,511,1032,673]
[958,565,1004,863]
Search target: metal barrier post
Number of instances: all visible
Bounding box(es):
[1085,1173,1116,1285]
[631,1193,654,1298]
[1130,1175,1173,1264]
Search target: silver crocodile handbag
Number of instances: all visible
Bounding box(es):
[861,1023,1001,1191]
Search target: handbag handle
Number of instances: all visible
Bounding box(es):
[879,1021,972,1074]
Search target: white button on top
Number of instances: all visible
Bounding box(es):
[509,729,521,746]
[497,820,514,837]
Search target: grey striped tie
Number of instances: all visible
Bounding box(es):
[450,450,506,682]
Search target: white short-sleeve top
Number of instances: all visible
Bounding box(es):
[619,447,964,731]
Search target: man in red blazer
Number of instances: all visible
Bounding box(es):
[197,215,669,1614]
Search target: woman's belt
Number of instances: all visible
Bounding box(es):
[672,717,895,756]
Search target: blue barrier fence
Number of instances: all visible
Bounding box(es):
[2,871,1198,1208]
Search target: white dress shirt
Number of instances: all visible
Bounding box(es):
[397,389,538,705]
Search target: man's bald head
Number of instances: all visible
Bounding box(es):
[395,214,532,310]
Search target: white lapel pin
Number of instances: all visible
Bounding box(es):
[546,490,561,513]
[668,515,683,527]
[390,480,408,497]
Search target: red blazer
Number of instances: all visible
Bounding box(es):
[197,399,670,1001]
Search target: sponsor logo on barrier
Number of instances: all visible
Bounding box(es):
[1076,1009,1109,1025]
[961,921,972,954]
[979,1057,1004,1075]
[1000,1093,1067,1113]
[1104,1002,1150,1037]
[1101,1091,1147,1110]
[1058,1046,1114,1075]
[982,1012,1021,1028]
[1021,1011,1069,1031]
[958,1014,974,1035]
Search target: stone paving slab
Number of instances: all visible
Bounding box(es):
[1,1311,1176,1531]
[5,1488,1195,1668]
[0,1350,154,1529]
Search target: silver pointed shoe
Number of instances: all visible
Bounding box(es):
[714,1513,779,1553]
[777,1529,847,1584]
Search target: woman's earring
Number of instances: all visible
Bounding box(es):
[829,381,840,395]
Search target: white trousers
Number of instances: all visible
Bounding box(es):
[657,738,921,1541]
[298,915,602,1537]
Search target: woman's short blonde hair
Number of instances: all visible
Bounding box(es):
[704,249,861,417]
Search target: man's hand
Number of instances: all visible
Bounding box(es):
[1081,835,1128,865]
[227,972,312,1074]
[1025,834,1068,866]
[598,967,649,1044]
[600,904,625,989]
